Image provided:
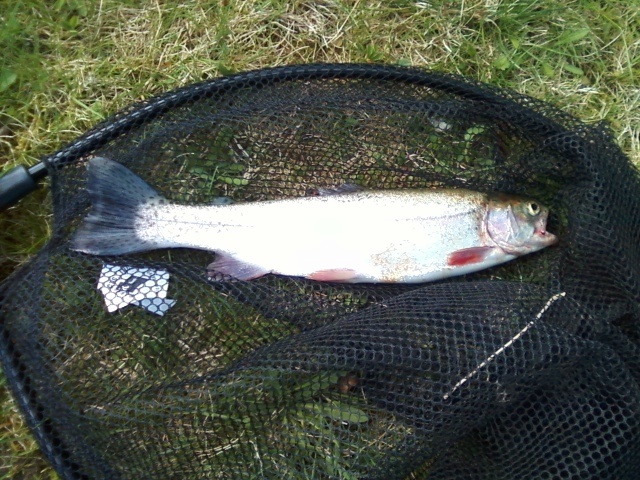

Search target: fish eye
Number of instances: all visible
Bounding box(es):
[527,202,540,216]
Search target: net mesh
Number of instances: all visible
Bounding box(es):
[2,64,639,479]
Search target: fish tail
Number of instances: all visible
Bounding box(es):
[71,157,166,255]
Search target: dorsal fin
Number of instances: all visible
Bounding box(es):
[316,184,363,196]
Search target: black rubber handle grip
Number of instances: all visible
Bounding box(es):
[0,162,46,211]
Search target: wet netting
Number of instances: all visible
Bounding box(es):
[2,64,640,479]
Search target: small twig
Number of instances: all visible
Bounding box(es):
[443,292,566,401]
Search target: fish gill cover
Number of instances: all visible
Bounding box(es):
[1,64,639,479]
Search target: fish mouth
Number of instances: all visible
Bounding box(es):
[535,229,558,246]
[534,212,558,246]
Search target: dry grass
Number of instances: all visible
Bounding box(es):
[1,0,638,478]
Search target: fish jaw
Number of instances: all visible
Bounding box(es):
[531,213,558,248]
[528,228,558,252]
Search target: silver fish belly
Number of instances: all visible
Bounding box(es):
[71,158,557,283]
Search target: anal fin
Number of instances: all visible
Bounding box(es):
[207,254,270,281]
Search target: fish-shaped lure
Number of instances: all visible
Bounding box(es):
[71,157,557,283]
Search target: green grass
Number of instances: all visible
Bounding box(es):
[1,0,638,478]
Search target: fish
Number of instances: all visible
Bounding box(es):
[70,157,557,283]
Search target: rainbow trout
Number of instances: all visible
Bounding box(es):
[71,157,557,283]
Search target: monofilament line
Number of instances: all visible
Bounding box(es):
[443,292,566,401]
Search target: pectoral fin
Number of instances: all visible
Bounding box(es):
[447,247,496,267]
[207,254,271,281]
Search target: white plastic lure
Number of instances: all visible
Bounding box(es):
[71,157,557,283]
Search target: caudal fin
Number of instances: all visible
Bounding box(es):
[71,157,166,255]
